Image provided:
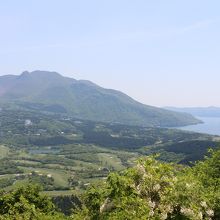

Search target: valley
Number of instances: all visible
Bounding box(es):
[0,107,218,195]
[1,1,220,218]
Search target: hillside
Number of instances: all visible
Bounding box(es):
[0,108,217,192]
[0,70,200,127]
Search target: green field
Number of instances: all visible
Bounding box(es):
[0,108,219,195]
[0,145,9,158]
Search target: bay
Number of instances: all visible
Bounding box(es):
[177,117,220,136]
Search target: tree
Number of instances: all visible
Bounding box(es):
[72,152,219,219]
[192,148,220,219]
[0,184,68,220]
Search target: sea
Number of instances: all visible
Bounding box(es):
[177,117,220,136]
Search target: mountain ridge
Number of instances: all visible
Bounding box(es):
[0,70,201,127]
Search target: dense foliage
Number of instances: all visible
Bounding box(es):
[73,149,220,220]
[0,108,209,151]
[0,149,219,219]
[0,184,68,220]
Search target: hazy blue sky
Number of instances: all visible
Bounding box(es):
[0,0,219,107]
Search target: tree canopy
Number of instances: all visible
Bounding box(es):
[73,149,220,220]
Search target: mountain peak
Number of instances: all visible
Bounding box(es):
[21,70,30,75]
[19,71,30,78]
[29,70,62,77]
[0,70,201,127]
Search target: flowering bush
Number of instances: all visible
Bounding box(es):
[73,149,220,220]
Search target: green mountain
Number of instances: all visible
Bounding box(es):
[0,70,201,127]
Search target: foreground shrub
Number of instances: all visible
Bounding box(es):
[0,184,68,220]
[73,149,220,220]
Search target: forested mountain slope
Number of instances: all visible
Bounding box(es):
[0,70,200,127]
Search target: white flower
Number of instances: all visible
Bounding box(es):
[186,183,191,188]
[149,210,154,216]
[153,184,161,191]
[180,207,194,216]
[200,201,207,208]
[164,205,173,213]
[136,164,145,174]
[198,212,203,220]
[173,177,178,182]
[136,184,142,194]
[148,200,156,209]
[100,198,114,213]
[160,212,168,220]
[143,173,152,179]
[206,209,214,217]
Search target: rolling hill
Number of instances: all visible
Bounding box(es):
[0,70,201,127]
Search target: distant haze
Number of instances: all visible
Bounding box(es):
[0,1,220,107]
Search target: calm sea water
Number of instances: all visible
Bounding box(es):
[178,117,220,136]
